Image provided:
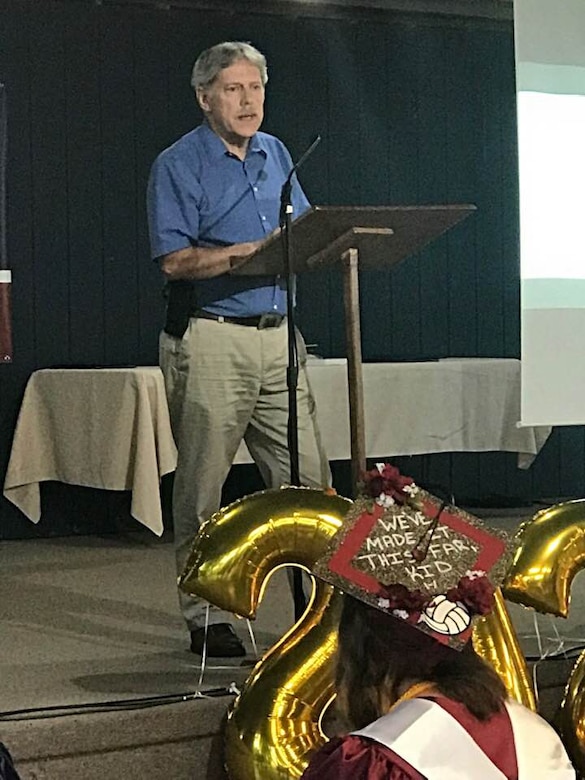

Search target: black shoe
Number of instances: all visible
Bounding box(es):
[190,623,246,657]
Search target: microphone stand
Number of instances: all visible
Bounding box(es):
[279,135,321,621]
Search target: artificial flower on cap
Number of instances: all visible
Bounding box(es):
[313,463,517,649]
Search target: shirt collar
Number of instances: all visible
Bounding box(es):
[200,121,267,161]
[248,134,268,159]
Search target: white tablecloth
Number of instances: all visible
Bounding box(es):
[235,357,550,468]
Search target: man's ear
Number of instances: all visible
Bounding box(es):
[196,87,210,113]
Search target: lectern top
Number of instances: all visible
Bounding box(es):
[232,204,476,276]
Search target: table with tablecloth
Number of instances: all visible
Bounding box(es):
[3,359,551,536]
[3,367,177,536]
[254,357,548,469]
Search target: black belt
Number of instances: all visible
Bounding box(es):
[194,310,285,329]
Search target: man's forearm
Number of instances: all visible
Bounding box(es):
[160,242,260,280]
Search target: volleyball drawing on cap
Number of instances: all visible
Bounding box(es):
[420,595,472,636]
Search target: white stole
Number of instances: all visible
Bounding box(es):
[352,698,575,779]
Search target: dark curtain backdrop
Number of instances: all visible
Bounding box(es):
[0,0,581,539]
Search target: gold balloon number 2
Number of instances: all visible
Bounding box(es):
[180,488,583,779]
[180,487,350,779]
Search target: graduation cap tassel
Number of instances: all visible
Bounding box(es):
[411,501,448,563]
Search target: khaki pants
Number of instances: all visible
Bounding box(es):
[160,316,331,629]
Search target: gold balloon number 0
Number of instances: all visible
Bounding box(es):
[180,489,582,778]
[504,499,585,777]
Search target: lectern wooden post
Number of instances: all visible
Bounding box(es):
[234,205,476,495]
[342,247,366,493]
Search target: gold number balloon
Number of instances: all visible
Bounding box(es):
[180,487,535,779]
[504,499,585,618]
[180,487,351,780]
[472,589,536,710]
[559,652,585,778]
[503,498,585,774]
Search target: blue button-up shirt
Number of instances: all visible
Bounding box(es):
[147,123,310,317]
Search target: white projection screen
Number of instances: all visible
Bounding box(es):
[516,0,585,426]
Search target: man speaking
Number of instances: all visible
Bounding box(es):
[147,41,330,658]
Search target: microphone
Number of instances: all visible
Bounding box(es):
[279,135,321,225]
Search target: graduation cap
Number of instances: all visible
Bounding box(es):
[313,463,517,650]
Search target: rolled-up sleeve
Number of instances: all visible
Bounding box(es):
[146,153,201,260]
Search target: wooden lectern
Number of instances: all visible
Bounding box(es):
[233,204,476,493]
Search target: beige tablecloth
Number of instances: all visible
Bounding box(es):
[3,359,551,536]
[3,367,177,535]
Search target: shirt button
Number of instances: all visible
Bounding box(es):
[273,305,278,310]
[253,186,258,192]
[261,215,267,221]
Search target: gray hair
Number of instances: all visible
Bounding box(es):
[190,41,268,92]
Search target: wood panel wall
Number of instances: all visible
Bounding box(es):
[0,0,581,538]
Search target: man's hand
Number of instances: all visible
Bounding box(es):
[229,240,262,270]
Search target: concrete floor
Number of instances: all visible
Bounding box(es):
[0,531,295,715]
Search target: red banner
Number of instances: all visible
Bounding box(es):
[0,270,12,363]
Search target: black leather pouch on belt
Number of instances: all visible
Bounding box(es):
[164,280,194,338]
